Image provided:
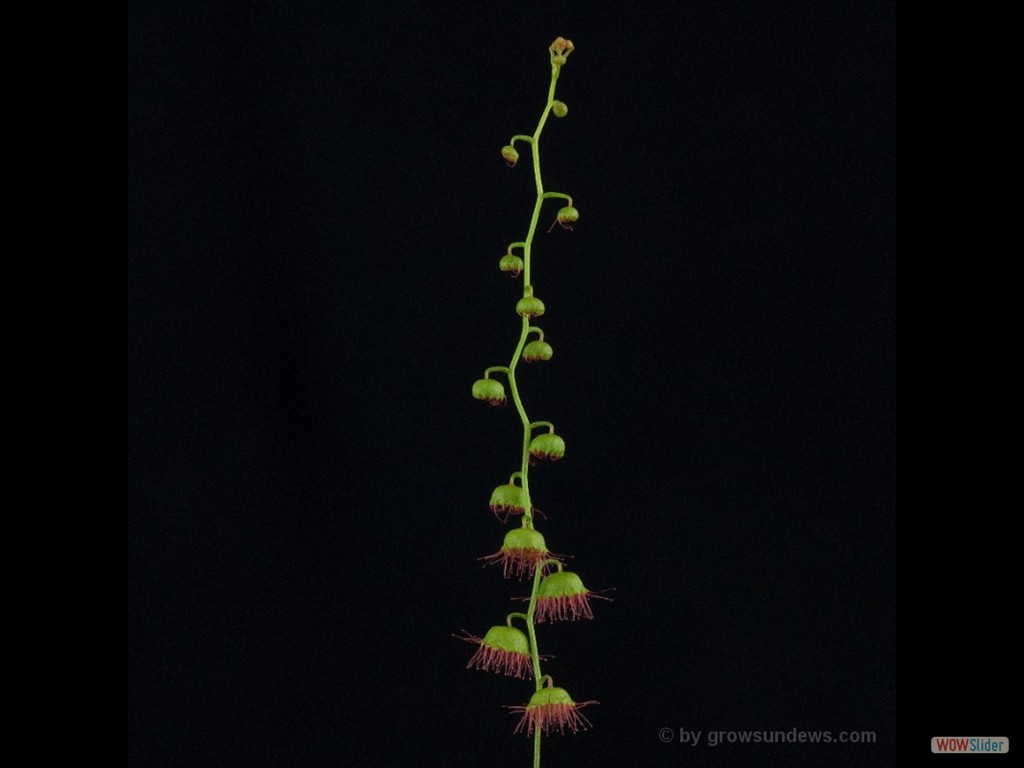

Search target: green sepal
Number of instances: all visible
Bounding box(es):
[490,483,527,512]
[529,432,565,460]
[539,570,588,599]
[556,206,579,225]
[527,685,575,708]
[501,145,519,167]
[472,378,507,406]
[481,625,531,656]
[516,296,546,318]
[502,527,547,553]
[522,340,553,362]
[499,254,524,277]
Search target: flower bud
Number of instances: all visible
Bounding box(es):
[552,53,567,66]
[556,206,579,229]
[549,37,575,56]
[516,296,545,318]
[489,483,528,521]
[499,253,524,277]
[529,432,565,461]
[522,340,553,363]
[501,145,519,167]
[472,378,507,406]
[551,100,568,118]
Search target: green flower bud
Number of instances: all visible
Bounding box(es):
[551,100,568,118]
[489,482,528,521]
[522,340,553,363]
[499,253,524,277]
[556,205,579,229]
[529,432,565,461]
[472,378,507,406]
[501,145,519,167]
[552,53,567,67]
[516,296,545,318]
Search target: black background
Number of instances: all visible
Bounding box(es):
[129,2,908,766]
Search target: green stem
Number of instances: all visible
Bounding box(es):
[505,319,532,529]
[522,65,561,289]
[501,56,569,768]
[525,564,544,683]
[526,563,545,767]
[541,191,573,205]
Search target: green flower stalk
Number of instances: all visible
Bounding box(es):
[463,36,605,768]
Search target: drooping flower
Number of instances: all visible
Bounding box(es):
[535,570,603,622]
[499,253,524,277]
[522,340,553,363]
[472,378,507,406]
[481,527,550,579]
[489,482,527,522]
[529,432,565,461]
[516,295,545,318]
[457,625,533,679]
[555,205,579,229]
[510,683,596,736]
[501,145,520,167]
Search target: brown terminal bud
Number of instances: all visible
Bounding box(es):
[549,37,575,55]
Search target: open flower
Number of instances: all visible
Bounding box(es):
[535,570,606,622]
[457,625,533,679]
[510,682,596,735]
[481,527,551,579]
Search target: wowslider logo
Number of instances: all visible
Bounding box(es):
[931,737,1009,754]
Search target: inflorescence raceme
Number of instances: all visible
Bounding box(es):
[461,36,609,768]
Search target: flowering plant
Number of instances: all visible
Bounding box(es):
[462,36,607,767]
